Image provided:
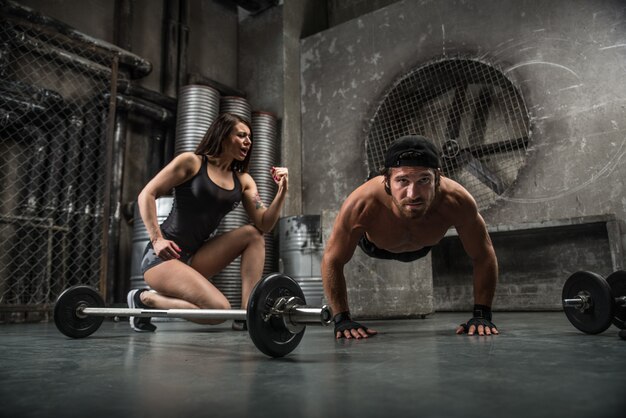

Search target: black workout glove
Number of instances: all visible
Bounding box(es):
[460,304,498,335]
[333,311,368,335]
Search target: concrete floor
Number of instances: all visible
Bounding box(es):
[1,312,624,418]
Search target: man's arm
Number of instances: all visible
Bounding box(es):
[321,211,359,315]
[454,197,499,335]
[321,195,378,339]
[456,211,498,307]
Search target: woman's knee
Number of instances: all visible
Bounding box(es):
[213,297,232,311]
[194,296,230,323]
[194,293,231,311]
[241,224,265,248]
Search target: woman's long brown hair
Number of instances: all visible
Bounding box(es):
[194,113,253,172]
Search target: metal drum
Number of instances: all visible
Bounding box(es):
[174,85,220,155]
[250,111,279,275]
[212,204,249,309]
[211,110,280,307]
[220,96,252,123]
[129,196,174,290]
[278,215,324,306]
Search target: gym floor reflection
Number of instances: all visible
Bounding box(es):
[1,312,624,418]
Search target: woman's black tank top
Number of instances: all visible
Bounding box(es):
[159,156,243,254]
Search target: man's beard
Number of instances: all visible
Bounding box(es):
[392,196,431,219]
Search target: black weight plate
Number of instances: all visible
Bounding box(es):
[54,285,105,338]
[606,270,626,329]
[247,273,306,358]
[562,271,614,334]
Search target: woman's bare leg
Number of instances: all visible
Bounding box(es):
[141,224,265,324]
[191,224,265,308]
[143,260,231,324]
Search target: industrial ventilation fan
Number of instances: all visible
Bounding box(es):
[367,58,531,210]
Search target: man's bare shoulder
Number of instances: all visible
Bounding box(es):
[437,176,480,223]
[329,178,386,244]
[341,177,387,217]
[439,176,476,204]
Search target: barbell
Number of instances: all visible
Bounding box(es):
[562,270,626,334]
[54,272,333,357]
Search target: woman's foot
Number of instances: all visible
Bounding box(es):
[127,289,157,332]
[232,319,247,331]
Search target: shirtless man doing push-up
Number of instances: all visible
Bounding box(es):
[321,135,499,339]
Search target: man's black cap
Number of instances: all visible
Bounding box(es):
[383,135,440,169]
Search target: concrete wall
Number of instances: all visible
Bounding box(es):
[282,0,328,216]
[327,0,399,27]
[187,1,238,88]
[300,0,626,311]
[435,216,622,311]
[127,0,163,91]
[239,2,328,217]
[238,5,284,117]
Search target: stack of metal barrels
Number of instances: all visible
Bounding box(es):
[211,104,280,307]
[249,111,279,275]
[211,96,253,308]
[131,87,279,309]
[174,85,220,155]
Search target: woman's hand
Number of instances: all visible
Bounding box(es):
[152,237,182,260]
[271,166,288,192]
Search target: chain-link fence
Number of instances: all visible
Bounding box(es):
[0,11,117,320]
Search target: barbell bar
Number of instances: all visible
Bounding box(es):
[606,270,626,329]
[54,272,333,357]
[562,270,626,335]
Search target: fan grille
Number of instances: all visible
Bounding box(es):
[367,58,531,210]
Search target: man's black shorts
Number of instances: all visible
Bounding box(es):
[357,235,432,262]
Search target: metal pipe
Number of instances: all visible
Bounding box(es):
[99,55,120,301]
[177,0,188,91]
[105,92,175,124]
[163,124,176,166]
[0,108,20,127]
[0,79,64,106]
[21,124,48,215]
[6,28,120,81]
[117,81,177,111]
[0,40,9,77]
[147,127,165,178]
[1,0,152,78]
[0,214,70,232]
[104,108,127,302]
[56,112,84,218]
[161,0,180,98]
[0,90,47,113]
[44,113,67,213]
[114,0,133,52]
